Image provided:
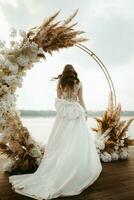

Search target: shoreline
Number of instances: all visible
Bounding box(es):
[19,110,134,118]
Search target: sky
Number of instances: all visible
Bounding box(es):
[0,0,134,111]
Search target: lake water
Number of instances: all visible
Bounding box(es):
[21,116,134,146]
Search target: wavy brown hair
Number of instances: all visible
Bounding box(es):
[53,64,80,90]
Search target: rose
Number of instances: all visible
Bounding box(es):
[30,146,42,158]
[2,159,15,172]
[111,152,119,161]
[10,27,17,38]
[17,55,31,67]
[101,152,112,162]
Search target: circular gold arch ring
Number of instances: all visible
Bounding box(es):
[75,43,116,106]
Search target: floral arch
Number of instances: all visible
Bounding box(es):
[0,11,133,172]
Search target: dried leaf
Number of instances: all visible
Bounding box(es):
[63,9,79,25]
[42,10,60,28]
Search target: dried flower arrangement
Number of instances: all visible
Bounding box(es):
[92,92,134,162]
[0,111,43,172]
[0,11,86,172]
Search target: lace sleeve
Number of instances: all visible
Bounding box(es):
[78,82,87,111]
[57,80,62,98]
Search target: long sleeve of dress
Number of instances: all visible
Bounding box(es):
[78,82,87,111]
[56,80,62,98]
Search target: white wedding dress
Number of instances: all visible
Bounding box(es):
[9,82,102,200]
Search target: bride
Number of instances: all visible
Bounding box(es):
[9,64,102,199]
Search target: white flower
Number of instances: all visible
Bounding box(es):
[119,139,124,147]
[111,152,119,161]
[38,48,44,54]
[2,85,8,92]
[0,101,8,113]
[17,55,30,67]
[29,42,38,53]
[27,135,41,158]
[101,152,112,162]
[9,63,18,74]
[2,75,16,85]
[11,41,20,51]
[119,148,128,160]
[10,40,16,47]
[2,159,15,172]
[17,76,23,86]
[10,27,17,38]
[30,146,42,158]
[29,54,39,63]
[95,139,105,150]
[0,94,17,114]
[5,76,13,84]
[114,145,119,150]
[97,148,101,156]
[3,93,17,103]
[4,59,13,68]
[4,47,15,54]
[19,29,27,38]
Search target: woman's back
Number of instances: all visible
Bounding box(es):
[57,80,87,112]
[59,81,81,102]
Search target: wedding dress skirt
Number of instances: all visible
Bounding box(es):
[9,98,102,200]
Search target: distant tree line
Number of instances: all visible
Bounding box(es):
[20,110,134,117]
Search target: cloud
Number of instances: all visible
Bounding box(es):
[0,0,18,7]
[78,0,134,66]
